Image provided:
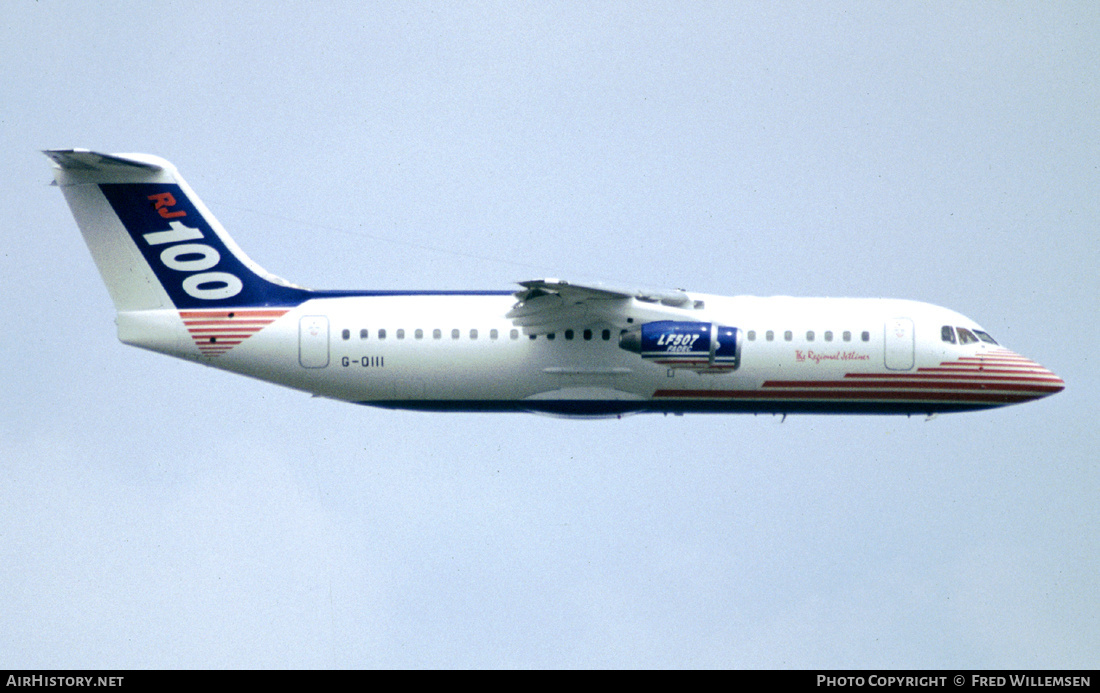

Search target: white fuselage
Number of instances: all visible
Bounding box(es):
[117,293,1063,417]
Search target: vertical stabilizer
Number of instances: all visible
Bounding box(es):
[45,149,312,312]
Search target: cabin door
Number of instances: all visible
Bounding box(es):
[299,315,330,368]
[884,318,914,371]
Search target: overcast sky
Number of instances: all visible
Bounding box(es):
[2,1,1097,668]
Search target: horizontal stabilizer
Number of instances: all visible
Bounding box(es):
[44,149,165,172]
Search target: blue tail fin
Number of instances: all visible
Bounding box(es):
[46,150,312,311]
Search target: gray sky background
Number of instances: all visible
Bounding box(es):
[1,1,1097,668]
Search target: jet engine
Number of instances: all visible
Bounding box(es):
[618,321,741,373]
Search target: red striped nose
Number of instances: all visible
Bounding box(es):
[980,348,1065,400]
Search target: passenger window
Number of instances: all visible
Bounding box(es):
[784,330,793,341]
[747,330,756,341]
[602,329,611,341]
[510,329,519,339]
[941,325,956,344]
[452,329,460,340]
[490,329,499,340]
[583,329,592,341]
[470,329,478,340]
[378,329,387,340]
[433,329,441,339]
[842,331,851,342]
[547,333,555,340]
[806,330,815,341]
[824,331,833,342]
[414,329,423,340]
[396,329,405,339]
[766,330,774,341]
[360,329,369,340]
[957,327,979,345]
[565,329,574,340]
[342,329,350,340]
[861,331,870,342]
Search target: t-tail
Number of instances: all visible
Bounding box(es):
[45,149,313,357]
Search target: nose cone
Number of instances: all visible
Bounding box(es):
[977,348,1065,405]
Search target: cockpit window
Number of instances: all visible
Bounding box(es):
[973,330,998,344]
[956,327,979,345]
[941,325,956,344]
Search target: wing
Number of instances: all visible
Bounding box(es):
[507,278,704,335]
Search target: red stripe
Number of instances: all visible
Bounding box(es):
[178,309,288,319]
[762,380,1063,394]
[844,373,1063,384]
[918,367,1053,376]
[927,362,1048,368]
[180,309,287,357]
[182,319,276,327]
[187,327,265,334]
[941,363,1042,369]
[951,361,1038,368]
[653,389,1039,404]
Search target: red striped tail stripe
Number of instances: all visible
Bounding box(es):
[179,309,288,357]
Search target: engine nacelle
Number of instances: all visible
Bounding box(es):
[619,321,741,373]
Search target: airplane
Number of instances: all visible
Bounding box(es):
[45,149,1065,418]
